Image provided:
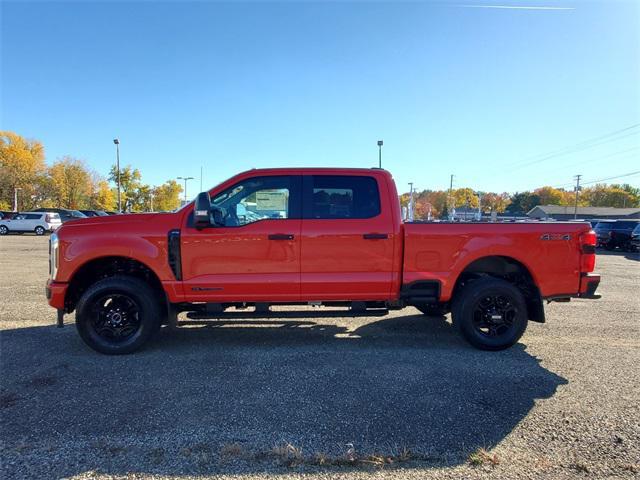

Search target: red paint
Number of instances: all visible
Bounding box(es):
[46,168,599,312]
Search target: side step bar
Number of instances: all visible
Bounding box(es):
[185,308,389,321]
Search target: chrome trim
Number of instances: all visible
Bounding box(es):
[49,233,59,280]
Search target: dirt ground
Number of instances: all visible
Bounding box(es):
[1,235,639,479]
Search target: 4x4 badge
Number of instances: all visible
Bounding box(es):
[540,234,571,241]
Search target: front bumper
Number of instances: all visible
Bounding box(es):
[578,273,601,299]
[46,279,68,310]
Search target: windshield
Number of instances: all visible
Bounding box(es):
[633,224,640,235]
[70,210,87,217]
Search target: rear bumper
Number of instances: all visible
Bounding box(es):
[46,280,68,310]
[578,273,601,299]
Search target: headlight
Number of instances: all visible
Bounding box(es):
[49,233,59,280]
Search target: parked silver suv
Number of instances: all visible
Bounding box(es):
[0,212,62,235]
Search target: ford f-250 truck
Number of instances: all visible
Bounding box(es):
[46,168,600,354]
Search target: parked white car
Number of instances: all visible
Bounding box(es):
[0,212,62,235]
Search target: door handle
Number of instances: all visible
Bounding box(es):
[363,233,388,240]
[268,234,294,240]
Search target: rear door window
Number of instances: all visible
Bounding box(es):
[307,175,381,219]
[25,214,41,220]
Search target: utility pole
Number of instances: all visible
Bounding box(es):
[573,174,582,219]
[113,139,121,212]
[377,140,383,168]
[177,176,194,203]
[408,182,414,222]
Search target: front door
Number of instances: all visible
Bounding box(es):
[181,175,302,303]
[300,174,396,301]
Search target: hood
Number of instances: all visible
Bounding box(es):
[62,212,177,227]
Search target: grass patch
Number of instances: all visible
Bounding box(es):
[219,442,247,460]
[267,442,419,469]
[468,448,500,467]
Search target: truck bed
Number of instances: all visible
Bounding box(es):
[403,222,592,301]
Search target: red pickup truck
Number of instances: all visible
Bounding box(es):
[46,168,600,354]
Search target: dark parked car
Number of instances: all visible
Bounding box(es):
[79,210,109,217]
[594,219,640,251]
[631,224,640,251]
[30,208,87,223]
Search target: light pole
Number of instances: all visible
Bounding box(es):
[177,176,194,203]
[113,139,121,212]
[13,187,22,212]
[377,140,383,168]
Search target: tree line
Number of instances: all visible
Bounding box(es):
[400,182,640,220]
[2,130,638,217]
[0,131,183,212]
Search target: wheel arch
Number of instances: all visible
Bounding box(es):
[451,255,545,323]
[64,256,167,314]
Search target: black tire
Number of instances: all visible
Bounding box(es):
[34,226,45,236]
[0,225,8,235]
[452,277,528,351]
[415,304,449,316]
[75,275,162,355]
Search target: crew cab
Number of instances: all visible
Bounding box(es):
[46,168,600,354]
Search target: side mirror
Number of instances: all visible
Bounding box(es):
[194,192,212,229]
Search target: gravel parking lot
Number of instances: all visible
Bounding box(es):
[1,235,639,479]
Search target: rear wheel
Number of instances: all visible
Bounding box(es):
[0,225,8,235]
[34,226,45,235]
[75,275,162,354]
[452,278,528,350]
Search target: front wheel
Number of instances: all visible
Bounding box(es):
[75,275,162,354]
[452,278,528,351]
[0,225,8,235]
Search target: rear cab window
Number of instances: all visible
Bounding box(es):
[307,175,381,219]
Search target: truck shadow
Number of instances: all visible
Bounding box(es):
[0,313,567,478]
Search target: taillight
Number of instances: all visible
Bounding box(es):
[580,230,596,272]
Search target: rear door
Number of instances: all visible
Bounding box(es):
[300,174,396,300]
[24,213,42,230]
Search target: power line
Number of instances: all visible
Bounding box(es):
[554,145,639,171]
[579,170,640,186]
[554,170,640,188]
[506,123,640,171]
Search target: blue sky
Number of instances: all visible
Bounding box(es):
[2,0,639,195]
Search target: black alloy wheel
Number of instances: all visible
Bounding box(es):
[75,275,162,354]
[452,277,528,350]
